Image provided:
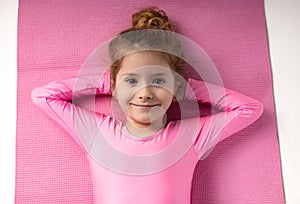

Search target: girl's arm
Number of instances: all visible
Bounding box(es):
[31,72,111,149]
[183,78,264,159]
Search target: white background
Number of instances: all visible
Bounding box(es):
[0,0,299,203]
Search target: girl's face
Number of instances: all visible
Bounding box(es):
[113,51,179,132]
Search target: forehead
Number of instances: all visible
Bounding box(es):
[118,51,172,76]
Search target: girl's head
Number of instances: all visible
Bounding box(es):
[109,7,185,91]
[108,7,186,133]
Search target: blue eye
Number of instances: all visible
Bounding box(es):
[125,78,138,84]
[152,78,166,85]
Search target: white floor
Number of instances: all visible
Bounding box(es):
[264,1,300,203]
[0,0,299,203]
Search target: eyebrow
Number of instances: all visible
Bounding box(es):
[121,73,140,77]
[152,73,169,76]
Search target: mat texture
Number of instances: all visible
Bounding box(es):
[16,0,285,203]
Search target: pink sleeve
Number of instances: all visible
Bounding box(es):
[184,78,264,160]
[30,71,111,150]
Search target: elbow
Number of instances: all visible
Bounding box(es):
[256,100,264,119]
[30,87,44,106]
[30,88,38,104]
[248,99,264,121]
[237,99,264,121]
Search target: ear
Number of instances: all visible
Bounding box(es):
[111,80,118,100]
[175,80,180,90]
[174,76,187,102]
[112,91,118,102]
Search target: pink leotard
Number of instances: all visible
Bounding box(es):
[31,72,263,204]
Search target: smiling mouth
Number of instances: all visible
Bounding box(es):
[130,103,160,108]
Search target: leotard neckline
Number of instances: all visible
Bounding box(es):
[122,125,165,141]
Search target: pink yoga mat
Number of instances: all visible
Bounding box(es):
[16,0,285,203]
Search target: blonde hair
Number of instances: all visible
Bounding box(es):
[109,7,186,91]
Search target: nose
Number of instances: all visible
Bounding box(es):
[136,86,154,100]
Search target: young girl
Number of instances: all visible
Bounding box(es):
[31,7,264,204]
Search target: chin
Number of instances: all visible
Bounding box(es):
[131,118,152,126]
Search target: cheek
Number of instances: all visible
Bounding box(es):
[114,86,133,105]
[159,91,174,109]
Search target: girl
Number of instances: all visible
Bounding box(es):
[31,7,264,204]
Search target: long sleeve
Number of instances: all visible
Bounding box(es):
[31,71,111,149]
[183,78,264,160]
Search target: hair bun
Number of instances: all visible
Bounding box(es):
[132,7,174,31]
